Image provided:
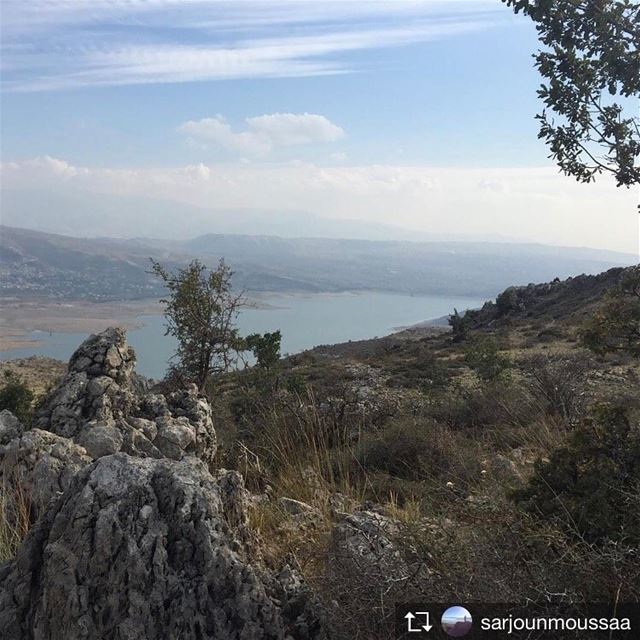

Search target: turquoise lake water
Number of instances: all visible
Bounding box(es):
[2,292,483,379]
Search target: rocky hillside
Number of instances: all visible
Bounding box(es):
[465,266,631,327]
[1,266,639,638]
[0,329,327,639]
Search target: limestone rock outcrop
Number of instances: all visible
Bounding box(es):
[0,328,327,639]
[33,327,217,465]
[0,454,325,639]
[0,423,91,513]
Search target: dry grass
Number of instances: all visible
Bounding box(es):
[0,479,31,563]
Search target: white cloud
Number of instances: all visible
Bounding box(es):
[1,157,637,255]
[1,1,502,90]
[178,113,344,156]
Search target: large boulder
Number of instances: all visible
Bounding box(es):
[0,424,91,514]
[0,409,23,444]
[0,454,325,640]
[33,328,217,465]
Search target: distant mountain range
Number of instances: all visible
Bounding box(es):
[0,225,636,302]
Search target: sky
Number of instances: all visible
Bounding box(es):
[0,0,638,254]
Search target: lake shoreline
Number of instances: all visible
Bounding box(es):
[0,291,474,352]
[1,292,484,378]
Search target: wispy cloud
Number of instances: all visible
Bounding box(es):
[1,0,501,91]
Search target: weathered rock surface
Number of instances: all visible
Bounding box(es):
[0,424,91,512]
[33,327,217,465]
[0,454,325,640]
[0,409,23,445]
[329,510,404,579]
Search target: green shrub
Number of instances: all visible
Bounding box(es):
[514,404,640,545]
[0,370,34,426]
[464,337,510,383]
[356,418,483,498]
[448,308,470,342]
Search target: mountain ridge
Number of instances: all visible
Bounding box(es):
[1,224,635,302]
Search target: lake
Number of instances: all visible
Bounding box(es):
[2,292,483,379]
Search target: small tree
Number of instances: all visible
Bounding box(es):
[581,266,640,357]
[151,259,246,390]
[0,370,34,425]
[245,330,282,371]
[448,308,470,342]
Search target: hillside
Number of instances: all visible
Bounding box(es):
[1,266,639,638]
[1,225,635,301]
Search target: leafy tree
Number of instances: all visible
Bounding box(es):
[151,259,246,390]
[503,0,640,186]
[245,330,282,371]
[514,404,640,544]
[0,370,34,425]
[581,266,640,356]
[464,336,511,382]
[448,308,470,342]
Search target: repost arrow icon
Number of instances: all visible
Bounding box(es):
[405,611,433,633]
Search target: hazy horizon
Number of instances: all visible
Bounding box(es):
[1,1,638,255]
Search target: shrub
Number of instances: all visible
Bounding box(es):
[448,308,470,342]
[388,348,450,391]
[355,418,483,500]
[519,352,592,425]
[431,381,536,430]
[514,404,640,545]
[0,370,34,425]
[464,337,510,383]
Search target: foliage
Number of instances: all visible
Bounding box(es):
[245,330,282,371]
[0,370,34,425]
[151,259,246,390]
[503,0,640,186]
[580,266,640,356]
[520,352,592,425]
[448,308,470,342]
[356,418,483,496]
[514,404,640,544]
[464,336,511,382]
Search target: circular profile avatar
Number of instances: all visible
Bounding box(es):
[441,606,473,638]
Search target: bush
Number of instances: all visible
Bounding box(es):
[448,308,470,342]
[356,418,483,500]
[514,404,640,545]
[431,381,536,430]
[388,348,450,391]
[464,337,510,383]
[519,352,592,425]
[0,370,34,426]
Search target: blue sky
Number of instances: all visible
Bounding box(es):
[0,1,637,253]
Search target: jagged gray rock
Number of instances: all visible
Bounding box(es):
[0,422,91,513]
[0,453,325,640]
[330,510,403,576]
[0,409,23,445]
[33,327,217,465]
